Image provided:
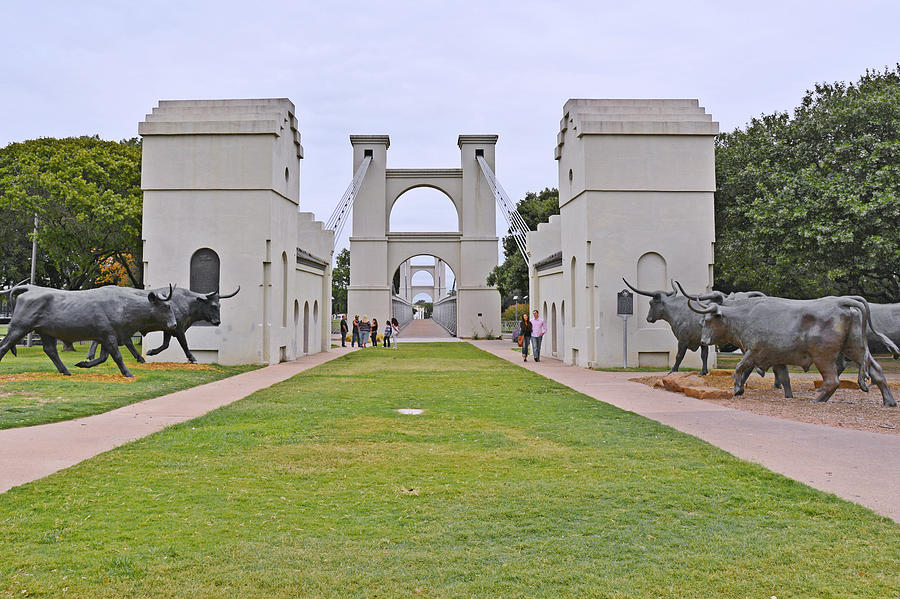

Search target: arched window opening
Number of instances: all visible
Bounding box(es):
[570,257,576,326]
[281,252,288,328]
[190,248,220,326]
[303,302,310,354]
[389,187,460,232]
[637,252,667,329]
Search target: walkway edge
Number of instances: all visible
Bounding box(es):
[0,347,356,494]
[469,340,900,523]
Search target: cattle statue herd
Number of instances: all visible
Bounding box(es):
[623,279,900,407]
[0,282,238,378]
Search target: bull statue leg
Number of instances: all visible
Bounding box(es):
[732,352,757,396]
[123,338,145,363]
[0,323,31,362]
[773,365,793,398]
[812,357,841,403]
[75,348,109,369]
[699,345,709,376]
[101,337,134,378]
[41,335,71,376]
[85,340,99,361]
[865,353,896,407]
[145,332,173,357]
[173,331,197,363]
[670,341,689,374]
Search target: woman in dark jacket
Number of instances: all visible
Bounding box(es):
[520,313,533,362]
[359,316,371,348]
[370,318,379,347]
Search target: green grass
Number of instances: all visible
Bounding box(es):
[0,343,897,597]
[0,344,258,429]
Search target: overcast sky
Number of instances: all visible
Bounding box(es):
[3,1,898,257]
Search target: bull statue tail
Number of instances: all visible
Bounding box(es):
[845,296,900,359]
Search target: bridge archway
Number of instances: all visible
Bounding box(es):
[389,186,461,232]
[347,135,501,337]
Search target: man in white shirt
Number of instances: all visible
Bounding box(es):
[530,310,546,362]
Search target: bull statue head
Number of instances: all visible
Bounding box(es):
[148,284,177,330]
[622,278,677,323]
[197,286,240,327]
[686,298,725,346]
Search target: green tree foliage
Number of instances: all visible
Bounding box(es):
[331,248,350,314]
[715,65,900,300]
[0,136,143,290]
[487,187,559,303]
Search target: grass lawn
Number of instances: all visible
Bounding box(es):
[1,343,898,597]
[0,344,258,429]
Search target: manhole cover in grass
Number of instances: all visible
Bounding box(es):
[396,408,424,415]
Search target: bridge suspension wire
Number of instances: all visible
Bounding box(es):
[326,155,372,250]
[476,155,530,265]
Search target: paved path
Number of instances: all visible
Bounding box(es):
[471,340,900,522]
[0,346,356,494]
[397,318,460,342]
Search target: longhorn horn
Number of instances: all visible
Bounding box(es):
[159,283,175,302]
[674,280,699,300]
[622,278,656,297]
[218,286,240,299]
[687,298,719,315]
[668,279,678,296]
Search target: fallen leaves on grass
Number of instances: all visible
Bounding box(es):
[0,373,136,384]
[132,362,217,371]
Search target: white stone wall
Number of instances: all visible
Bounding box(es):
[533,99,718,368]
[140,99,332,365]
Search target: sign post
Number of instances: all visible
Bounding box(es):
[617,289,634,369]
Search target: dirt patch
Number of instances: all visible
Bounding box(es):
[633,370,900,435]
[0,372,136,384]
[132,362,217,371]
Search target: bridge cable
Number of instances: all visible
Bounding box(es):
[326,155,372,251]
[476,156,530,265]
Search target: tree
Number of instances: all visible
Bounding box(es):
[487,187,559,302]
[0,136,143,290]
[332,248,350,314]
[715,65,900,301]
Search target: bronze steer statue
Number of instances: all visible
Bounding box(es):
[674,281,794,398]
[83,286,239,365]
[0,284,176,378]
[623,278,710,375]
[688,295,900,406]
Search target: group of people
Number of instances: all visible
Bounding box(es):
[340,315,401,348]
[516,310,546,362]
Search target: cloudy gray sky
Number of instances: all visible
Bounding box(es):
[3,0,898,256]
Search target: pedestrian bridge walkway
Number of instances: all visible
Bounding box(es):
[399,318,460,341]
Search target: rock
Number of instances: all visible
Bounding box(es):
[812,379,860,390]
[683,386,732,400]
[660,371,731,399]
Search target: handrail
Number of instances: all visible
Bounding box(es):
[476,155,530,265]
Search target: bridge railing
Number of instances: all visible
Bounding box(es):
[432,295,457,337]
[392,295,414,328]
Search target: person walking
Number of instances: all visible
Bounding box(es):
[370,318,379,348]
[520,313,532,362]
[351,316,360,347]
[383,318,393,347]
[359,316,370,348]
[391,318,400,349]
[340,315,349,347]
[530,309,546,362]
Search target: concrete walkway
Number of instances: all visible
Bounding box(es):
[0,346,356,494]
[397,318,461,342]
[470,340,900,523]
